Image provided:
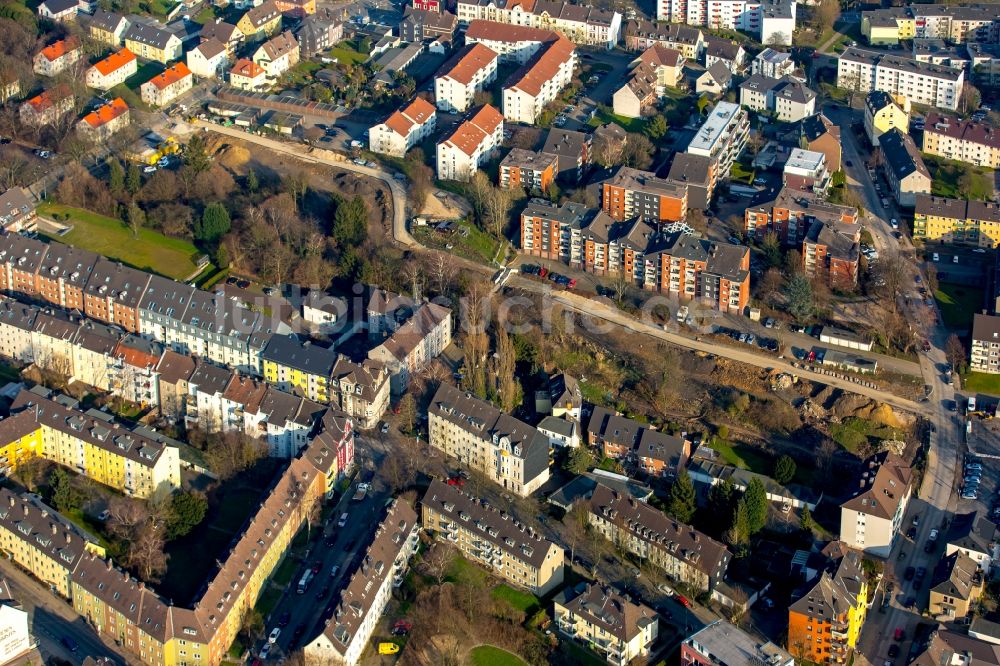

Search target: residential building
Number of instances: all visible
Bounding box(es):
[275,0,316,18]
[413,0,441,11]
[972,313,1000,373]
[837,47,964,111]
[200,19,244,57]
[85,49,137,90]
[369,96,437,158]
[428,383,550,496]
[554,583,658,665]
[0,299,38,363]
[260,334,337,403]
[864,90,909,147]
[666,153,717,209]
[19,86,74,127]
[328,358,389,430]
[123,21,183,63]
[799,113,842,173]
[434,43,498,113]
[502,36,575,124]
[914,195,1000,246]
[839,451,913,557]
[788,549,869,663]
[520,199,606,266]
[802,219,861,289]
[615,44,684,117]
[37,0,80,23]
[237,0,284,42]
[922,111,1000,168]
[599,166,688,223]
[656,0,796,45]
[703,36,745,73]
[862,5,1000,46]
[537,416,579,448]
[695,61,732,95]
[77,98,130,142]
[685,101,748,181]
[783,148,830,194]
[623,20,703,59]
[33,37,82,77]
[253,30,299,81]
[500,149,558,192]
[400,7,458,42]
[139,62,193,108]
[945,512,998,572]
[753,47,794,79]
[295,12,342,56]
[589,406,692,478]
[300,291,347,335]
[367,302,452,393]
[0,189,36,233]
[588,483,730,591]
[682,621,794,666]
[738,74,816,122]
[688,456,821,510]
[436,104,504,181]
[187,39,230,79]
[457,0,622,49]
[88,10,130,46]
[421,478,565,592]
[229,58,268,91]
[745,186,858,245]
[967,42,1000,88]
[930,551,985,619]
[879,128,931,208]
[303,499,419,666]
[542,128,590,183]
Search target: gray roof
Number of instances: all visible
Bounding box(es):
[554,583,657,643]
[840,47,964,81]
[703,60,732,87]
[879,128,930,181]
[537,415,575,438]
[260,334,338,377]
[547,470,652,510]
[40,0,79,14]
[705,36,741,61]
[667,153,714,187]
[90,10,128,32]
[772,76,815,104]
[947,511,998,555]
[684,621,794,666]
[124,21,177,50]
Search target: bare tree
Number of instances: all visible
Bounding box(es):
[493,322,518,413]
[945,334,966,371]
[461,281,491,398]
[873,250,907,314]
[0,150,27,189]
[815,0,841,32]
[485,184,514,240]
[430,252,456,297]
[960,82,982,115]
[610,269,633,308]
[418,541,453,586]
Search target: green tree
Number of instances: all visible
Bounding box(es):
[784,274,814,322]
[800,505,814,532]
[727,498,750,546]
[51,468,83,513]
[331,196,368,246]
[566,446,595,475]
[644,114,668,141]
[246,169,259,194]
[196,202,231,243]
[773,455,797,485]
[183,133,212,175]
[215,244,230,269]
[667,470,697,523]
[167,491,208,539]
[126,163,141,196]
[761,231,782,268]
[744,477,768,534]
[707,477,736,517]
[108,158,125,194]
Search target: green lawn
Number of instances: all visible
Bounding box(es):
[0,361,20,384]
[830,417,903,454]
[711,438,773,475]
[327,41,369,67]
[470,645,528,666]
[962,372,1000,396]
[254,585,283,619]
[552,639,606,666]
[935,284,983,330]
[193,4,217,23]
[587,108,648,134]
[415,218,502,265]
[282,60,323,87]
[271,555,299,587]
[491,585,540,614]
[38,203,208,281]
[924,155,994,201]
[730,161,755,185]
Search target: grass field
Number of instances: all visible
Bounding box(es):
[0,362,20,384]
[491,585,540,614]
[38,203,207,281]
[830,417,903,454]
[924,155,994,201]
[469,645,528,666]
[587,109,647,134]
[327,41,369,67]
[711,438,773,475]
[963,372,1000,396]
[935,284,983,330]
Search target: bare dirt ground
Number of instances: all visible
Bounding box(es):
[419,189,470,221]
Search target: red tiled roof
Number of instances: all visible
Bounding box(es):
[438,43,497,85]
[637,44,684,68]
[443,104,503,156]
[465,19,559,44]
[385,96,435,137]
[82,97,128,128]
[146,62,191,90]
[92,48,136,76]
[231,58,264,78]
[506,36,574,97]
[39,36,81,62]
[25,84,72,112]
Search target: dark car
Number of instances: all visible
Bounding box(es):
[924,540,935,553]
[904,596,916,608]
[845,160,853,167]
[889,645,900,658]
[904,566,915,581]
[61,636,79,652]
[915,567,926,582]
[278,611,291,627]
[906,526,917,540]
[292,625,306,642]
[315,585,329,599]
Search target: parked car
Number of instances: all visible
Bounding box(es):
[268,628,281,644]
[904,566,915,581]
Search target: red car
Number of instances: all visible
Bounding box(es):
[447,476,464,487]
[311,562,321,574]
[538,267,548,278]
[676,595,691,608]
[894,627,904,641]
[392,620,413,636]
[567,278,577,288]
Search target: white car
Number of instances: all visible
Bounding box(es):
[268,627,281,644]
[259,643,271,659]
[143,166,157,174]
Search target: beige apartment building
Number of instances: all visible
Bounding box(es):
[554,583,658,666]
[922,111,1000,169]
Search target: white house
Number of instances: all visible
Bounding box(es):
[945,512,999,573]
[537,415,579,448]
[436,103,504,181]
[0,590,32,665]
[839,452,912,558]
[369,96,437,158]
[187,39,230,79]
[252,30,300,81]
[37,0,82,22]
[503,36,576,124]
[85,48,137,90]
[434,42,498,113]
[753,47,795,78]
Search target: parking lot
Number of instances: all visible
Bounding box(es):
[963,412,1000,523]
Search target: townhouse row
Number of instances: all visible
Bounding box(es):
[455,0,622,49]
[913,195,1000,247]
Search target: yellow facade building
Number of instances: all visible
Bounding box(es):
[260,334,336,403]
[914,195,1000,247]
[236,0,284,42]
[864,90,909,147]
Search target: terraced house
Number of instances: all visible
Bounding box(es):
[367,301,452,393]
[261,334,338,403]
[921,111,1000,169]
[914,195,1000,246]
[421,479,565,593]
[456,0,621,48]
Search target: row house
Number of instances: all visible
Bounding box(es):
[500,148,558,192]
[685,101,749,181]
[303,500,420,666]
[456,0,621,48]
[200,18,245,57]
[503,36,576,124]
[253,30,300,81]
[0,188,36,233]
[367,302,452,393]
[369,96,437,158]
[428,382,551,496]
[434,43,498,113]
[187,39,230,79]
[260,333,337,403]
[913,195,1000,246]
[623,20,703,59]
[436,103,504,181]
[922,111,1000,169]
[236,0,284,43]
[588,483,731,591]
[655,0,796,46]
[123,21,183,64]
[745,186,859,246]
[600,166,688,223]
[33,37,82,77]
[837,47,964,111]
[554,583,658,665]
[802,220,862,290]
[85,49,137,90]
[422,479,565,594]
[139,62,193,108]
[879,128,931,208]
[738,73,817,122]
[19,86,74,128]
[588,406,692,478]
[862,4,1000,45]
[88,10,130,46]
[77,98,130,142]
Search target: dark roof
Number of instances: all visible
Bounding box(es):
[124,21,176,49]
[841,451,912,519]
[789,549,866,617]
[90,10,127,32]
[553,583,656,643]
[865,90,896,114]
[800,113,839,143]
[772,76,815,104]
[542,128,590,170]
[703,61,732,86]
[878,128,930,181]
[930,550,981,601]
[947,512,997,555]
[974,313,1000,343]
[261,334,338,377]
[704,36,741,60]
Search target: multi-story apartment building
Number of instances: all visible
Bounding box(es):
[4,389,181,498]
[123,21,183,63]
[922,111,1000,168]
[436,104,504,181]
[400,7,458,42]
[0,488,105,598]
[783,148,831,194]
[553,583,658,665]
[0,189,36,233]
[428,383,550,496]
[542,128,591,183]
[260,333,337,403]
[588,406,692,477]
[236,0,284,42]
[745,186,858,245]
[623,20,703,58]
[500,149,558,192]
[201,18,245,56]
[296,12,343,56]
[685,101,749,181]
[803,220,862,289]
[369,96,437,158]
[862,4,1000,46]
[665,153,716,210]
[837,47,964,111]
[879,128,931,208]
[682,620,795,666]
[304,499,420,666]
[252,30,300,81]
[0,299,38,364]
[33,37,82,77]
[465,21,559,64]
[738,74,816,122]
[328,357,390,430]
[140,62,193,108]
[840,452,912,557]
[972,313,1000,373]
[520,199,606,266]
[914,195,1000,246]
[588,483,730,591]
[753,47,795,78]
[503,36,576,124]
[788,549,869,664]
[422,479,565,592]
[863,90,909,147]
[19,86,74,127]
[85,49,137,90]
[367,302,451,393]
[599,166,688,223]
[456,0,622,48]
[656,0,796,45]
[434,43,498,113]
[77,98,130,142]
[89,10,130,46]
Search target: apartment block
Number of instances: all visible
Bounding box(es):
[19,86,74,127]
[685,101,749,181]
[839,451,912,557]
[972,313,1000,373]
[328,358,390,430]
[436,104,504,181]
[802,219,862,289]
[542,128,591,183]
[519,199,606,266]
[367,301,451,394]
[745,186,859,245]
[914,195,1000,246]
[236,0,284,42]
[656,0,796,46]
[296,13,342,56]
[422,479,565,593]
[682,620,794,666]
[370,96,437,158]
[864,90,909,147]
[666,153,717,209]
[862,4,1000,46]
[0,189,36,233]
[783,148,830,194]
[434,43,498,113]
[89,10,130,46]
[879,128,931,208]
[260,334,336,403]
[837,47,964,111]
[588,406,692,478]
[945,511,998,573]
[123,21,183,63]
[33,37,82,77]
[400,7,458,42]
[428,383,550,496]
[201,18,245,56]
[252,30,300,81]
[922,111,1000,169]
[500,148,558,192]
[456,0,621,48]
[85,49,137,90]
[140,62,193,108]
[77,98,130,142]
[753,47,795,78]
[187,39,230,79]
[739,74,816,122]
[502,36,576,124]
[599,166,688,223]
[587,483,730,591]
[623,20,703,59]
[553,583,658,665]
